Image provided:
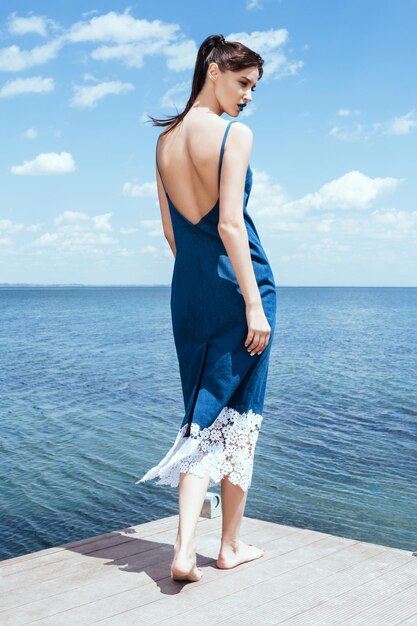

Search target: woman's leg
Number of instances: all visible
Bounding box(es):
[171,470,211,581]
[217,477,265,568]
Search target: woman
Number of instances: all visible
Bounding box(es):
[136,34,277,582]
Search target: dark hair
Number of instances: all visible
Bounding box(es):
[146,34,264,136]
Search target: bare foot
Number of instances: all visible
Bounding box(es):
[216,540,265,569]
[171,553,203,582]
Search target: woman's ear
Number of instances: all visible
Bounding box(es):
[207,62,220,83]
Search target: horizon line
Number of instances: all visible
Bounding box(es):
[0,283,416,289]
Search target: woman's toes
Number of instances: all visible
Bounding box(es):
[216,541,265,569]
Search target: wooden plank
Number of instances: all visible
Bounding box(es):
[153,542,391,626]
[278,559,417,625]
[0,517,294,623]
[0,515,183,572]
[1,513,413,626]
[0,518,224,597]
[335,579,417,625]
[0,523,307,625]
[209,547,415,625]
[395,606,417,625]
[0,515,219,581]
[50,532,357,625]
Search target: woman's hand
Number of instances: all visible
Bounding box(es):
[244,302,271,356]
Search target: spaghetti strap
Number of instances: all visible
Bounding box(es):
[218,120,236,190]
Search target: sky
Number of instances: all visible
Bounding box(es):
[0,0,416,286]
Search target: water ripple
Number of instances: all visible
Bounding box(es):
[0,285,416,559]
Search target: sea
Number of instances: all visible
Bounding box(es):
[0,285,416,560]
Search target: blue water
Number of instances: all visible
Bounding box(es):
[0,286,416,560]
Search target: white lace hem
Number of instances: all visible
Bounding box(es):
[136,406,263,492]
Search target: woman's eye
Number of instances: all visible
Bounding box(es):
[240,82,256,92]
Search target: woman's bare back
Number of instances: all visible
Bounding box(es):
[156,113,235,226]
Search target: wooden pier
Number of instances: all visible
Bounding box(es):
[1,513,416,625]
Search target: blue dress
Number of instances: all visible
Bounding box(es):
[136,120,276,492]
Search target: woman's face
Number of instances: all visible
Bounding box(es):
[213,65,260,117]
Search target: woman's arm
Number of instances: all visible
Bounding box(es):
[156,164,176,257]
[218,123,270,355]
[218,123,261,307]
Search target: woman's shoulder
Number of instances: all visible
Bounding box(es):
[156,116,252,161]
[228,120,253,139]
[158,115,252,142]
[185,113,252,136]
[209,116,253,137]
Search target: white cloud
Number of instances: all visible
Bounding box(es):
[141,244,159,254]
[81,10,100,19]
[0,39,63,71]
[122,181,157,197]
[26,223,42,232]
[66,11,195,71]
[33,230,116,252]
[92,213,112,232]
[90,44,145,67]
[300,238,350,254]
[371,208,417,235]
[1,12,300,83]
[331,110,416,142]
[70,80,135,108]
[8,13,48,37]
[54,211,89,226]
[316,218,334,233]
[247,167,405,239]
[82,72,99,82]
[160,81,189,110]
[245,168,291,220]
[90,39,197,70]
[226,29,303,80]
[4,11,290,81]
[0,76,54,98]
[329,124,366,142]
[120,227,138,234]
[53,211,112,232]
[32,211,118,255]
[337,108,360,117]
[287,171,401,213]
[23,127,38,139]
[0,219,24,233]
[374,110,417,136]
[66,10,179,44]
[0,11,194,74]
[11,151,76,175]
[164,40,198,71]
[141,219,164,237]
[246,0,263,10]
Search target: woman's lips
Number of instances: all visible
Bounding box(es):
[237,103,246,111]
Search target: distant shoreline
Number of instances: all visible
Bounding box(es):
[0,284,416,289]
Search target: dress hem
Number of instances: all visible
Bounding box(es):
[136,406,263,493]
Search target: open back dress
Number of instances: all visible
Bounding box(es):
[136,120,277,492]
